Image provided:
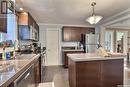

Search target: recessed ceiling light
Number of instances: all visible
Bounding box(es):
[19,8,23,11]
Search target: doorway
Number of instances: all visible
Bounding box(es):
[46,29,60,66]
[116,31,128,54]
[105,30,128,54]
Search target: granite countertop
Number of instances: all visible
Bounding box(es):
[67,53,126,62]
[62,49,84,52]
[0,54,40,87]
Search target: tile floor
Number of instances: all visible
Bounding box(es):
[39,62,130,87]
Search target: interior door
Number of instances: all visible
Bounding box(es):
[46,29,59,66]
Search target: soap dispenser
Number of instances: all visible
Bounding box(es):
[2,47,6,60]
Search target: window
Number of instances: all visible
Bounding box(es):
[105,31,114,52]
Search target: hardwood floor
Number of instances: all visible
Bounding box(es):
[42,66,68,82]
[42,62,130,87]
[41,66,69,87]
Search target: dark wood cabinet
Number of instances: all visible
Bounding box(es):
[69,59,123,87]
[62,26,95,41]
[34,58,41,87]
[6,56,41,87]
[18,12,39,41]
[63,50,84,68]
[18,12,33,26]
[0,15,7,33]
[18,12,39,28]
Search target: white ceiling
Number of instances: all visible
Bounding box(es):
[16,0,130,25]
[107,18,130,29]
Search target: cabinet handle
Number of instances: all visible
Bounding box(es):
[24,72,30,80]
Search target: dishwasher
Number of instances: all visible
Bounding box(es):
[14,65,35,87]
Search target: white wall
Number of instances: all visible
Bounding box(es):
[95,25,101,34]
[39,25,46,48]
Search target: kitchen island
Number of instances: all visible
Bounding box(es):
[68,53,125,87]
[62,49,84,68]
[0,54,41,87]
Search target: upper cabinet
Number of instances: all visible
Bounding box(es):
[0,14,7,33]
[0,0,15,33]
[18,12,28,25]
[18,12,39,41]
[62,26,95,42]
[19,12,37,26]
[18,12,34,26]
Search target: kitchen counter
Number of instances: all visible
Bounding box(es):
[67,53,126,62]
[0,54,40,87]
[62,49,84,52]
[68,53,125,87]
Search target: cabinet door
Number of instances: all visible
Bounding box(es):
[28,13,34,27]
[71,28,81,41]
[62,26,95,42]
[63,27,81,41]
[76,61,101,87]
[101,60,123,87]
[18,12,28,25]
[34,59,40,86]
[63,27,72,41]
[0,15,7,33]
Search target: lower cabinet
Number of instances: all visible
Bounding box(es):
[34,58,41,87]
[69,59,123,87]
[8,57,41,87]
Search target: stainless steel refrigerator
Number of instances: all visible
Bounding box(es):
[85,34,99,53]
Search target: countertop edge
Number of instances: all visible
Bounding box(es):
[0,54,40,87]
[67,53,126,62]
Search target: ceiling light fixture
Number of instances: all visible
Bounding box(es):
[19,7,23,11]
[86,2,103,24]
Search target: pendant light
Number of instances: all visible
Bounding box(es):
[86,2,103,24]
